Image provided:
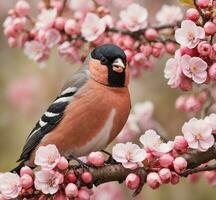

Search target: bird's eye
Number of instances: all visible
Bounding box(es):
[100,57,107,65]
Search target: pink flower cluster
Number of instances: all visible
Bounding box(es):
[175,91,207,113]
[113,129,188,190]
[3,0,182,77]
[165,1,216,90]
[0,145,105,199]
[1,111,216,199]
[113,112,216,190]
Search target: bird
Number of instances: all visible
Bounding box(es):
[12,44,131,173]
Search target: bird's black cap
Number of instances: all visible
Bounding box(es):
[91,44,127,66]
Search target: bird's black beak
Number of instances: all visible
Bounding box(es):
[112,58,125,73]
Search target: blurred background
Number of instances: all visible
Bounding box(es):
[0,0,216,199]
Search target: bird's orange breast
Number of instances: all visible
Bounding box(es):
[37,79,131,158]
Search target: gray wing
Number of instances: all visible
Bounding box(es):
[17,68,89,162]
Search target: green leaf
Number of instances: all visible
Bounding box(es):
[179,0,194,6]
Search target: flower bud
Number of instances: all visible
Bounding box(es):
[208,63,216,80]
[159,154,174,168]
[15,0,30,16]
[204,21,216,35]
[20,166,33,177]
[170,172,180,185]
[197,41,212,56]
[186,8,200,22]
[144,28,158,41]
[165,42,176,55]
[174,136,188,151]
[65,183,78,198]
[146,172,161,189]
[125,173,140,190]
[197,0,209,8]
[67,171,77,183]
[64,19,77,35]
[173,157,187,173]
[55,17,65,31]
[21,174,33,189]
[81,172,93,184]
[57,156,69,170]
[87,151,105,167]
[158,168,171,184]
[78,189,91,200]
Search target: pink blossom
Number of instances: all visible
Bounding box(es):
[175,20,205,48]
[3,16,14,28]
[156,5,183,25]
[81,13,106,42]
[69,0,95,12]
[24,41,48,62]
[204,113,216,132]
[15,0,30,17]
[146,172,161,189]
[92,182,124,200]
[120,3,148,32]
[180,55,208,84]
[133,101,154,130]
[95,0,111,5]
[7,76,40,114]
[36,8,57,30]
[101,15,114,28]
[116,114,140,143]
[125,173,140,190]
[113,0,133,9]
[0,172,21,199]
[182,118,214,152]
[58,41,80,63]
[44,28,61,48]
[34,170,63,195]
[140,130,174,155]
[204,171,216,186]
[112,142,147,169]
[164,51,182,88]
[34,144,61,170]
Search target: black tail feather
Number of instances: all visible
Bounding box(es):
[10,161,25,174]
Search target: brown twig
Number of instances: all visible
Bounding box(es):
[193,0,207,25]
[181,163,216,176]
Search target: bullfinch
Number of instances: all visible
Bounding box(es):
[12,44,131,173]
